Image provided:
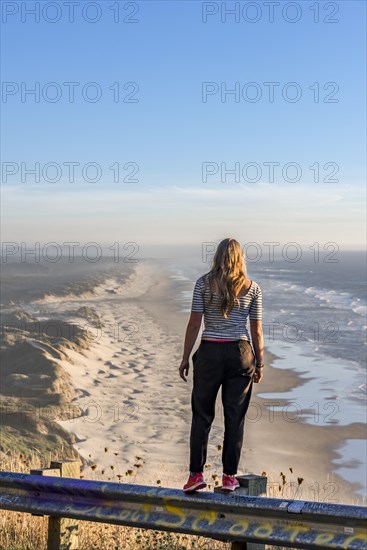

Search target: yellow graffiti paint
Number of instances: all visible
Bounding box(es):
[142,502,153,522]
[253,522,273,538]
[229,518,250,536]
[191,510,217,531]
[343,532,367,549]
[314,533,335,545]
[130,510,142,522]
[119,510,131,520]
[284,525,309,542]
[159,500,186,528]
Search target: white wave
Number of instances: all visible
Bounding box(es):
[277,283,367,319]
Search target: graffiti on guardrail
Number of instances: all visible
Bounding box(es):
[1,475,366,549]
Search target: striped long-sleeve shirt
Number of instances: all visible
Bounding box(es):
[191,274,262,341]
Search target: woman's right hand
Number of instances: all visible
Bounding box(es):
[253,367,264,383]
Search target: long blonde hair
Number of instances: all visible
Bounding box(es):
[202,238,248,318]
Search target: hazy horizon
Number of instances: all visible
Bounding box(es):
[1,183,366,251]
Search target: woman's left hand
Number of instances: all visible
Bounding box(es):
[179,359,190,382]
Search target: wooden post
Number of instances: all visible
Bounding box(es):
[47,460,81,550]
[31,460,80,550]
[29,468,61,517]
[214,474,268,550]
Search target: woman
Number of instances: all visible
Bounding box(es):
[179,238,264,493]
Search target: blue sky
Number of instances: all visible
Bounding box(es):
[1,1,366,251]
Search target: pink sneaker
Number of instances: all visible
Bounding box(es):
[222,474,240,492]
[183,472,207,493]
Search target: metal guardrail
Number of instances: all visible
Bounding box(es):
[0,471,366,549]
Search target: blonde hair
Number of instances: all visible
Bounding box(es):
[203,238,248,318]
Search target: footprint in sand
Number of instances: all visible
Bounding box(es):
[106,373,118,378]
[97,369,106,374]
[105,361,121,370]
[73,433,87,443]
[75,389,91,398]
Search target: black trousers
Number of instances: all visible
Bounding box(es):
[189,339,256,475]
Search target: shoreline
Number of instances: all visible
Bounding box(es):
[10,257,363,505]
